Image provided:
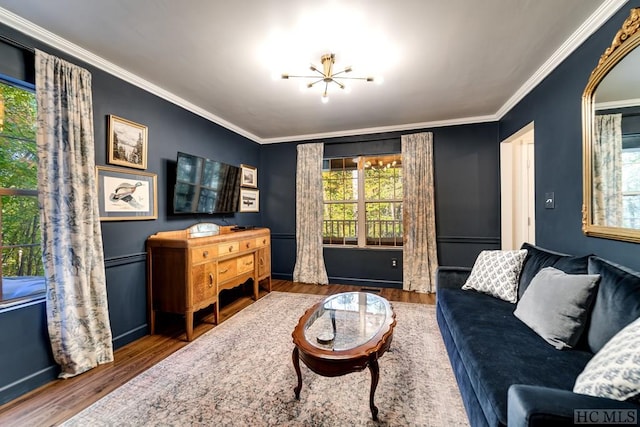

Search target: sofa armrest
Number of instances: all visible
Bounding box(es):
[508,384,640,427]
[436,266,472,290]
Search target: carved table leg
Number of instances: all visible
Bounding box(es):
[368,355,380,421]
[292,346,302,399]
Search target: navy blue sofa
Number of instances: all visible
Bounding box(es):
[436,243,640,427]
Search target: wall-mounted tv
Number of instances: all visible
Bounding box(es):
[173,152,241,214]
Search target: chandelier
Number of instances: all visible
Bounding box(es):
[281,53,382,103]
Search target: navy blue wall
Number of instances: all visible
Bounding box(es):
[261,122,501,287]
[5,1,638,407]
[499,1,640,271]
[0,23,260,404]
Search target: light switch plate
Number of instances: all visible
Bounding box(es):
[545,192,555,209]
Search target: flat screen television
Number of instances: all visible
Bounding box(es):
[173,152,241,214]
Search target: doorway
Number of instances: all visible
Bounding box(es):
[500,123,535,250]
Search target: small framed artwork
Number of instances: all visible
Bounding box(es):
[96,165,157,221]
[107,115,148,170]
[240,164,257,188]
[239,188,259,212]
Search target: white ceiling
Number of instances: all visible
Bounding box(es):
[0,0,628,143]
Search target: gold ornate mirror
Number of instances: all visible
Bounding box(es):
[583,8,640,242]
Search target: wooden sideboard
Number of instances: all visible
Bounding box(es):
[146,225,271,341]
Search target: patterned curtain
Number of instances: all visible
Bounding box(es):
[593,114,623,227]
[293,143,329,284]
[35,50,114,378]
[402,132,438,293]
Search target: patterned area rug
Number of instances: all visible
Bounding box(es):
[63,292,468,426]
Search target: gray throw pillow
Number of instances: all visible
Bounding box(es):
[514,267,600,350]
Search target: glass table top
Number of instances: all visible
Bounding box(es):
[304,292,393,351]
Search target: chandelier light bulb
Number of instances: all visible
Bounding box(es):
[321,95,329,104]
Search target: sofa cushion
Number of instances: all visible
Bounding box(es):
[462,249,527,303]
[514,267,600,350]
[586,256,640,354]
[437,287,593,425]
[574,316,640,402]
[518,243,590,299]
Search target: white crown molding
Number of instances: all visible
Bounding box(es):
[595,98,640,110]
[495,0,629,120]
[0,1,630,144]
[259,114,498,144]
[0,6,263,144]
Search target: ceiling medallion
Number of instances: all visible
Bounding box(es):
[281,53,382,103]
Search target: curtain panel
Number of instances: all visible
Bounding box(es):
[35,50,114,378]
[593,114,623,227]
[402,132,438,293]
[293,143,329,284]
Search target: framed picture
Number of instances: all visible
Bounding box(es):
[96,165,157,221]
[239,188,259,212]
[107,115,148,170]
[240,164,257,188]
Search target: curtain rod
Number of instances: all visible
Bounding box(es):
[0,34,35,53]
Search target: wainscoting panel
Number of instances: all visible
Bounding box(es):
[271,233,499,285]
[105,252,148,349]
[437,236,501,267]
[0,300,57,405]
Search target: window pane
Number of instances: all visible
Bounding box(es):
[622,150,640,192]
[0,83,37,141]
[0,80,43,303]
[622,149,640,228]
[322,202,357,245]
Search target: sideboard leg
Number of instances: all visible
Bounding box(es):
[185,311,194,342]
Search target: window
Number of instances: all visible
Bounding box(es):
[0,77,45,305]
[622,146,640,229]
[322,154,402,247]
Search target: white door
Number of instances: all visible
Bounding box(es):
[500,124,535,250]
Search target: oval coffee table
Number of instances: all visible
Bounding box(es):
[291,292,396,421]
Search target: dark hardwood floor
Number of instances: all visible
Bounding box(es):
[0,280,434,426]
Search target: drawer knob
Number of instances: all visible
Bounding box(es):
[209,273,214,286]
[228,246,233,252]
[262,239,266,244]
[203,251,209,257]
[246,243,250,248]
[220,267,230,274]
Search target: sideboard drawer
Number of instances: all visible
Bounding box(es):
[191,246,217,263]
[217,259,237,282]
[219,241,239,255]
[255,236,269,248]
[239,239,255,252]
[237,254,254,275]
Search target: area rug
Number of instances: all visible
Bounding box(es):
[62,291,468,426]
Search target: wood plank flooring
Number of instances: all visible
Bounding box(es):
[0,280,434,426]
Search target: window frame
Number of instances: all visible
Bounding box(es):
[322,154,403,248]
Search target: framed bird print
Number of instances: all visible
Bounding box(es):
[96,166,157,221]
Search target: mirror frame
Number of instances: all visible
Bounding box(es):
[582,7,640,243]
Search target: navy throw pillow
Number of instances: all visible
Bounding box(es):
[517,243,590,299]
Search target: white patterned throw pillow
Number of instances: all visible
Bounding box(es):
[574,316,640,402]
[462,249,527,303]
